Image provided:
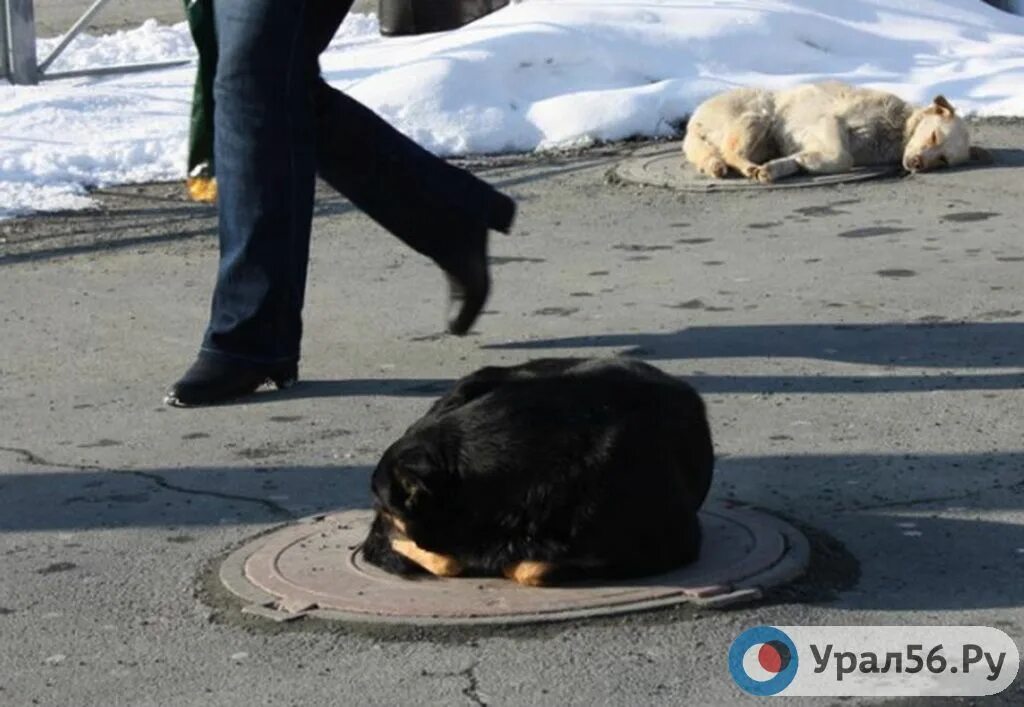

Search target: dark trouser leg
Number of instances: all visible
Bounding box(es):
[305,2,515,267]
[312,78,514,333]
[312,84,515,258]
[201,0,316,364]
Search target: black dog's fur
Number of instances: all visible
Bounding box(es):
[362,357,714,584]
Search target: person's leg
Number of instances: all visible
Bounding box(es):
[184,0,218,203]
[306,1,515,334]
[204,0,315,363]
[312,82,516,250]
[313,83,514,333]
[167,0,316,406]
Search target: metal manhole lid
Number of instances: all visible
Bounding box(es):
[614,145,901,191]
[218,503,809,626]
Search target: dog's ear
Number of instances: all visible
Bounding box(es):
[392,446,447,508]
[932,95,956,117]
[969,146,995,164]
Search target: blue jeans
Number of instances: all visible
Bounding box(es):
[203,0,514,364]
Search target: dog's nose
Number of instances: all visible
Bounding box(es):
[905,155,924,172]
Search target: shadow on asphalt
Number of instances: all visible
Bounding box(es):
[233,370,1024,404]
[0,197,349,266]
[2,451,1022,610]
[0,158,606,266]
[483,320,1024,377]
[690,371,1024,394]
[834,510,1024,611]
[724,449,1024,611]
[247,377,453,404]
[222,321,1024,406]
[0,464,372,533]
[0,224,220,266]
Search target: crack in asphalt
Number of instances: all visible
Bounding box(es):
[127,470,293,519]
[845,478,1023,513]
[422,662,487,706]
[844,493,980,512]
[0,444,293,519]
[460,663,486,707]
[0,444,54,467]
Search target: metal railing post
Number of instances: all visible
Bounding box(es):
[2,0,11,82]
[7,0,37,84]
[37,0,111,74]
[3,0,191,84]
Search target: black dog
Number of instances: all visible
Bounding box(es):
[361,357,714,586]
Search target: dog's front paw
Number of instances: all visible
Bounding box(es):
[751,165,775,184]
[391,538,464,577]
[702,158,728,179]
[503,561,557,587]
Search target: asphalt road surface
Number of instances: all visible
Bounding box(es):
[2,119,1024,705]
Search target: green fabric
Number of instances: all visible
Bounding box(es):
[185,0,217,176]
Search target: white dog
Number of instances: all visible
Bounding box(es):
[682,81,991,183]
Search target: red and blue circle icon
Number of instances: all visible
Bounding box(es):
[729,626,799,696]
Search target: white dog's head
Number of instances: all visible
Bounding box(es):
[903,96,990,172]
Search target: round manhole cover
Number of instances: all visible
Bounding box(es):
[614,145,901,191]
[219,504,809,626]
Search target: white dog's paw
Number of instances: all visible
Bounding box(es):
[751,165,775,183]
[703,158,728,178]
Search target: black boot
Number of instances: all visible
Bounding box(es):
[487,188,517,235]
[442,193,515,335]
[442,229,490,336]
[164,354,297,407]
[311,82,516,335]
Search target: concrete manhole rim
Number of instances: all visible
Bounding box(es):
[614,145,902,191]
[218,503,809,627]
